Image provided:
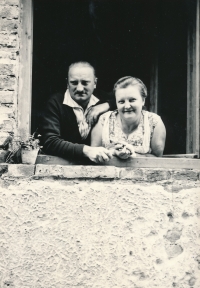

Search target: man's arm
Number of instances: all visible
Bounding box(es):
[40,95,112,162]
[86,91,116,127]
[40,95,84,159]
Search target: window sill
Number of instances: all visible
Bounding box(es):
[35,155,200,169]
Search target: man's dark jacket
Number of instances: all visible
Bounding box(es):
[40,92,116,159]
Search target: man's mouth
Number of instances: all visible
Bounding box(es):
[76,93,85,96]
[124,109,134,113]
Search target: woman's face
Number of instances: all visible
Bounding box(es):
[115,85,145,121]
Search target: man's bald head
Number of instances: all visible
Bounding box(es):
[68,61,96,79]
[67,61,97,109]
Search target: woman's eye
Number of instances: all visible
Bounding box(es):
[118,101,124,104]
[129,99,135,102]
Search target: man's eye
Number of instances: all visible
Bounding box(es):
[81,81,89,86]
[70,81,78,85]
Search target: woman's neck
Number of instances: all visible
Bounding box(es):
[118,113,142,135]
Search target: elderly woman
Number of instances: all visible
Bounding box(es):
[91,76,166,159]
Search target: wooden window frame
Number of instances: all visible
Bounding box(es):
[18,0,200,168]
[149,0,200,158]
[187,0,200,157]
[18,0,33,139]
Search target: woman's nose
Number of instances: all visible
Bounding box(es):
[77,82,84,91]
[124,101,131,108]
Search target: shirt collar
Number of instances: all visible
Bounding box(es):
[63,89,99,111]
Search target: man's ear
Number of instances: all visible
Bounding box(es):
[66,78,69,89]
[94,77,98,88]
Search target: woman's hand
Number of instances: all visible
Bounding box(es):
[113,142,136,159]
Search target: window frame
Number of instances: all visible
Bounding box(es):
[18,0,33,139]
[18,0,200,166]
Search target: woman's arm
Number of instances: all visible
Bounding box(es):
[90,119,103,147]
[150,118,166,157]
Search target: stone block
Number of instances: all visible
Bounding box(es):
[0,75,16,90]
[172,170,199,181]
[0,119,13,132]
[4,0,19,6]
[119,168,171,182]
[0,6,19,19]
[119,168,145,181]
[165,243,183,259]
[0,34,18,48]
[0,64,14,75]
[0,91,14,103]
[146,169,171,182]
[0,51,17,61]
[0,105,14,119]
[7,164,35,177]
[164,227,182,242]
[0,19,18,33]
[35,164,119,179]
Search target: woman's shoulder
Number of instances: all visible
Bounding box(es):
[143,110,161,126]
[99,110,117,125]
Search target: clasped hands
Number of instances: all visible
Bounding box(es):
[84,142,136,163]
[112,142,136,159]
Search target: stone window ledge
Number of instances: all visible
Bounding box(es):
[0,163,199,182]
[36,154,200,169]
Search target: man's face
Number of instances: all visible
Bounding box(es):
[68,65,97,108]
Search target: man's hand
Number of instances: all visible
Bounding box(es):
[86,103,110,127]
[83,145,113,163]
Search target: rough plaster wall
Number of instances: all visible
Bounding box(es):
[0,176,199,288]
[0,0,19,145]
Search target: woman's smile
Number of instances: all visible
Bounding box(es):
[115,85,145,121]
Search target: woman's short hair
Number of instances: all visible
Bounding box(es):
[113,76,147,99]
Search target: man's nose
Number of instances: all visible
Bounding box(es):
[77,82,84,91]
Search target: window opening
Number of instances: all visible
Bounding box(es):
[31,0,197,156]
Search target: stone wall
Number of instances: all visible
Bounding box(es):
[0,164,199,287]
[0,1,200,287]
[0,0,19,146]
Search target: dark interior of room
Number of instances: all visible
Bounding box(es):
[32,0,188,154]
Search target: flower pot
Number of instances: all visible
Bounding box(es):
[21,148,39,164]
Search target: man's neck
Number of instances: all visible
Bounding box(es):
[78,100,90,111]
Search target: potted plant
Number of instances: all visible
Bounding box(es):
[20,133,42,164]
[6,131,42,164]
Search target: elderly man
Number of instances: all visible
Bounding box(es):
[40,61,115,163]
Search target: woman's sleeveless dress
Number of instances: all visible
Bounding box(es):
[99,110,161,154]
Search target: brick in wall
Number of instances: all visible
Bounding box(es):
[0,91,14,103]
[0,0,20,137]
[0,5,19,20]
[1,0,19,6]
[0,75,16,90]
